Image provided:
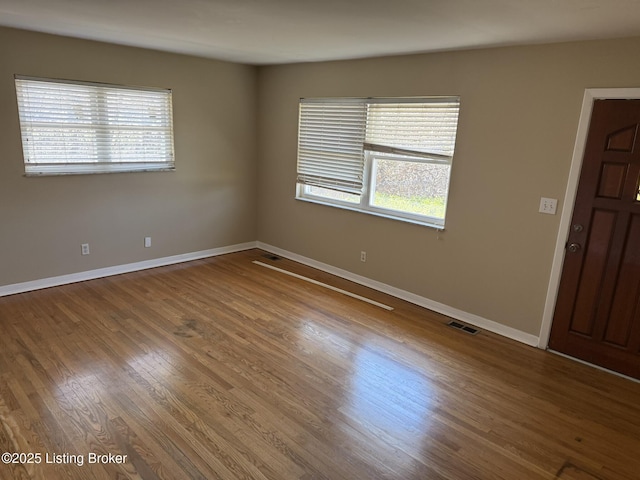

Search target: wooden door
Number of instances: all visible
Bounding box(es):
[549,99,640,379]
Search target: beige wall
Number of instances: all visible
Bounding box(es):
[0,27,258,286]
[257,37,640,337]
[4,26,640,339]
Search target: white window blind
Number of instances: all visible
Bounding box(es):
[297,99,366,194]
[296,97,460,195]
[364,98,460,162]
[15,76,175,175]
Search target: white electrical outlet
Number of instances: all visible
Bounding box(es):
[360,251,367,262]
[539,197,558,215]
[144,236,151,248]
[81,243,90,255]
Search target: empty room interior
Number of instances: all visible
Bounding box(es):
[1,1,640,479]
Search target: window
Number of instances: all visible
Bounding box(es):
[14,76,175,175]
[296,97,460,228]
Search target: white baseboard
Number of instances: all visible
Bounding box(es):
[1,240,540,348]
[257,242,540,347]
[0,241,258,297]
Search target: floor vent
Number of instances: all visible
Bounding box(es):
[262,254,281,261]
[447,320,479,335]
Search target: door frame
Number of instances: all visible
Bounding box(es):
[539,88,640,349]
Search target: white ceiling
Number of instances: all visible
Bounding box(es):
[1,0,640,65]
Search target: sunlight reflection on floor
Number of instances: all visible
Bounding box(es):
[343,347,434,453]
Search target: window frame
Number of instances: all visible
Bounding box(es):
[14,75,175,176]
[295,96,460,229]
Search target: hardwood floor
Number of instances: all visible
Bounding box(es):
[0,249,639,480]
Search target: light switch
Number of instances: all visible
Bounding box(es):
[539,197,558,215]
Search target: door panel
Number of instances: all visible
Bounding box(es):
[597,163,627,198]
[605,124,637,152]
[603,213,640,347]
[549,99,640,379]
[570,209,616,336]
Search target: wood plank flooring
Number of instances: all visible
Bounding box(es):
[0,249,639,479]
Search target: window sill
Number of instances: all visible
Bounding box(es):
[24,165,175,176]
[295,196,445,231]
